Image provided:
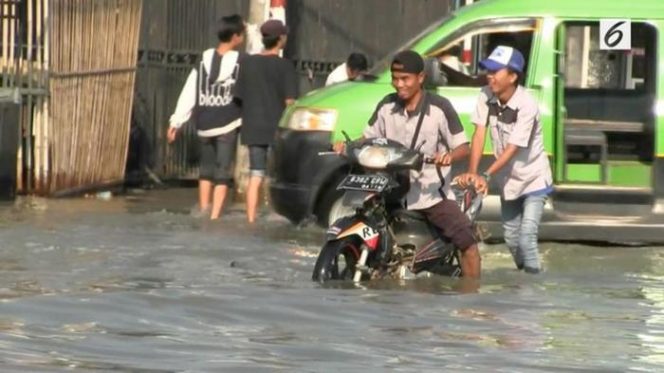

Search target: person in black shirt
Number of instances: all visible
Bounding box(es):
[235,19,298,223]
[167,15,246,220]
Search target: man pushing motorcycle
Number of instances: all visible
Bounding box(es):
[334,50,481,279]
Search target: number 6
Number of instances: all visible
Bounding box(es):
[604,21,625,48]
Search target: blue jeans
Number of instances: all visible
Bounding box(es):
[500,194,547,271]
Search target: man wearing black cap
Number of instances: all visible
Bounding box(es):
[235,19,298,223]
[335,50,481,279]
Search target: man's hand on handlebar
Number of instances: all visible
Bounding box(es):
[433,152,452,167]
[474,175,489,195]
[333,134,366,155]
[454,173,475,188]
[332,141,346,155]
[454,172,489,195]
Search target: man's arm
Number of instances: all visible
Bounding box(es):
[473,142,518,194]
[364,96,389,139]
[284,61,298,106]
[454,90,489,187]
[484,143,518,176]
[436,142,469,166]
[467,90,491,173]
[467,125,486,174]
[436,97,468,166]
[167,68,198,143]
[169,68,197,127]
[450,143,470,163]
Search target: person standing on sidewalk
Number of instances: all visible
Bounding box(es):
[167,15,246,220]
[235,19,298,223]
[456,46,552,274]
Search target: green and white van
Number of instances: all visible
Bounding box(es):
[269,0,664,243]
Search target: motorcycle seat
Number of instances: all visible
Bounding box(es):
[392,208,453,244]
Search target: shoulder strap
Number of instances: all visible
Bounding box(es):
[409,94,428,149]
[410,94,449,200]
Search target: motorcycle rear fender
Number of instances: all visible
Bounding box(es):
[325,216,380,250]
[341,190,376,208]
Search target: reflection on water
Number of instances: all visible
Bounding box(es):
[0,189,662,371]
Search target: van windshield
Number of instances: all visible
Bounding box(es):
[368,15,453,76]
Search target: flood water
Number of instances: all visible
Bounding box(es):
[0,188,662,372]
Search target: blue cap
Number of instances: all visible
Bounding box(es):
[479,46,525,73]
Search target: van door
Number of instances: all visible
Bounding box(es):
[555,21,657,215]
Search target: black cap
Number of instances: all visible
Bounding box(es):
[391,50,424,74]
[260,19,288,37]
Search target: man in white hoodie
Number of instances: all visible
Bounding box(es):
[167,15,246,220]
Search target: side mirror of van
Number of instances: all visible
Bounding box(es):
[423,57,448,88]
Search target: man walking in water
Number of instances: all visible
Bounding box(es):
[235,19,298,223]
[167,15,246,220]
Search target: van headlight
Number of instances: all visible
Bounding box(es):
[285,108,338,131]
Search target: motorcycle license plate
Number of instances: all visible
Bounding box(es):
[338,174,389,192]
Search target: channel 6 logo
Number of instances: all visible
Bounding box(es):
[600,19,631,50]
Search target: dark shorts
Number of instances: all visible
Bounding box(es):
[248,145,269,176]
[419,199,477,250]
[199,130,238,185]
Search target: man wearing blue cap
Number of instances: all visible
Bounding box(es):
[457,46,552,274]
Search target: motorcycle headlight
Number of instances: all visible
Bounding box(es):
[284,108,338,131]
[357,146,399,169]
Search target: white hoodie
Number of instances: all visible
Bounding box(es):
[169,49,241,137]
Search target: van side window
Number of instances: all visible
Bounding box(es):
[561,22,657,163]
[564,23,656,91]
[426,21,535,87]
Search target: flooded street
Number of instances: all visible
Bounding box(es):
[0,188,662,372]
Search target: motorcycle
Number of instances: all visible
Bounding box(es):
[312,136,483,283]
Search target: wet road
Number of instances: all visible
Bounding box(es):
[0,188,662,372]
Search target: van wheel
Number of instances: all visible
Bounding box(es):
[315,183,354,227]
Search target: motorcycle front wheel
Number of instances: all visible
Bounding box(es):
[312,238,363,283]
